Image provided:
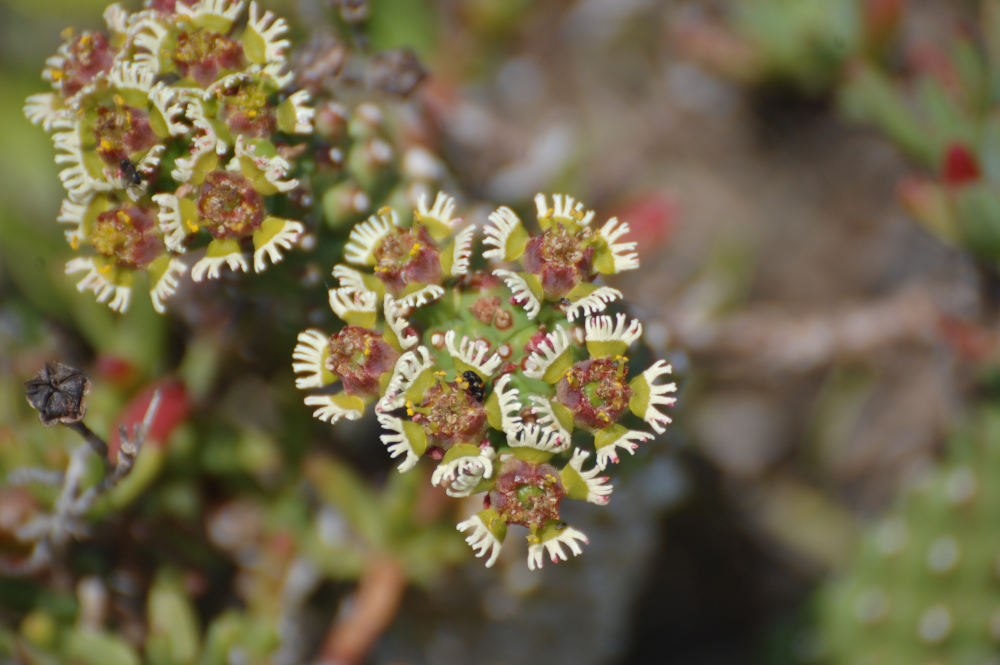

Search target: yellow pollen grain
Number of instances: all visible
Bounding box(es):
[98,263,112,274]
[49,69,64,81]
[405,400,414,417]
[598,413,611,422]
[113,94,125,107]
[408,242,423,257]
[99,139,112,151]
[70,237,80,250]
[185,218,199,232]
[80,34,92,47]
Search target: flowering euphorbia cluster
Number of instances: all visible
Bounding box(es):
[24,0,312,312]
[293,193,677,568]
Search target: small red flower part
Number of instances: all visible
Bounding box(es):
[942,143,980,186]
[408,378,488,448]
[93,104,160,167]
[326,326,400,397]
[488,456,566,529]
[556,356,632,430]
[47,31,115,98]
[198,170,268,239]
[373,225,443,295]
[172,27,247,86]
[90,204,164,268]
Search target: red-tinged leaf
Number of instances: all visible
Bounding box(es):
[94,354,138,386]
[109,380,190,458]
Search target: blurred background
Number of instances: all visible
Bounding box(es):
[2,0,999,663]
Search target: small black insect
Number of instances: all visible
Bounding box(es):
[462,370,485,402]
[119,158,143,187]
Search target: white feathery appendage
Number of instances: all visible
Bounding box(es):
[148,82,188,137]
[283,89,313,133]
[395,285,444,310]
[445,331,502,376]
[416,191,458,230]
[53,128,110,200]
[492,373,523,433]
[450,225,475,276]
[152,193,189,252]
[376,411,420,472]
[457,514,503,568]
[599,216,639,272]
[585,312,643,347]
[595,428,652,470]
[482,206,521,261]
[172,105,220,181]
[65,257,132,313]
[109,61,155,92]
[150,258,187,314]
[535,193,595,226]
[103,3,128,33]
[292,329,330,390]
[190,250,249,282]
[253,220,302,272]
[527,525,588,570]
[493,269,540,319]
[431,447,496,497]
[567,449,613,505]
[565,286,622,322]
[523,326,571,380]
[178,0,245,22]
[640,359,677,434]
[344,209,398,265]
[332,264,367,292]
[233,136,298,192]
[328,286,377,321]
[304,394,363,425]
[378,346,433,411]
[24,93,65,132]
[57,198,86,246]
[528,396,571,444]
[248,1,290,64]
[384,296,418,349]
[131,18,168,74]
[509,422,568,454]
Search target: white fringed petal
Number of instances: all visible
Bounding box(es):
[493,269,540,319]
[457,514,504,568]
[594,428,651,470]
[304,394,363,425]
[395,285,444,310]
[232,136,298,192]
[190,249,249,282]
[53,128,110,200]
[177,0,245,23]
[482,206,522,261]
[103,3,128,34]
[431,447,495,498]
[253,219,303,272]
[585,313,642,347]
[148,82,188,137]
[637,359,677,435]
[23,93,66,132]
[132,18,169,74]
[247,1,290,64]
[599,216,639,272]
[492,373,523,433]
[328,286,377,321]
[65,257,132,313]
[344,209,399,266]
[332,264,368,292]
[445,331,502,376]
[384,295,418,349]
[292,329,330,390]
[566,449,613,505]
[171,106,221,182]
[150,258,187,314]
[416,191,458,231]
[450,225,475,276]
[152,193,189,253]
[57,198,87,247]
[109,61,155,93]
[528,396,571,445]
[378,346,433,411]
[523,326,571,380]
[283,89,313,134]
[508,422,568,454]
[376,411,420,472]
[565,286,622,322]
[535,193,595,227]
[527,525,588,570]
